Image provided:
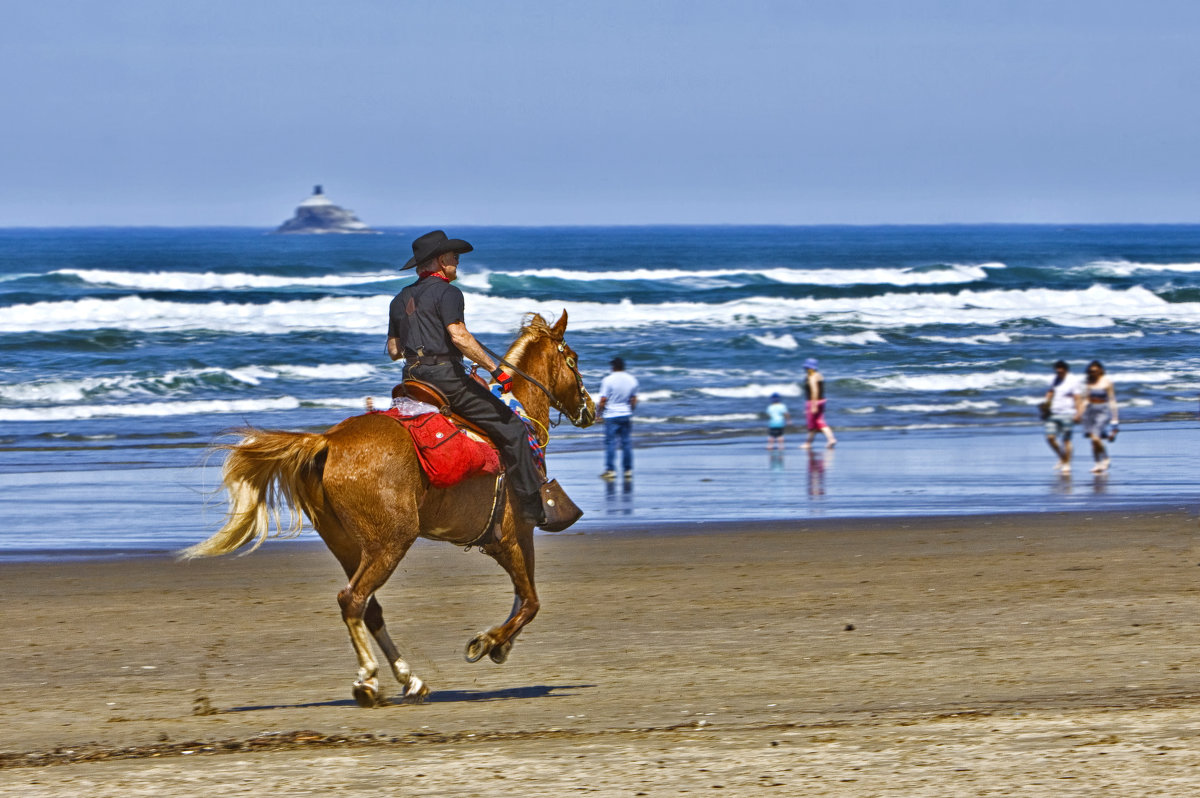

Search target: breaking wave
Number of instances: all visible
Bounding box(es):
[2,285,1194,336]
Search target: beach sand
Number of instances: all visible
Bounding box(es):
[1,510,1198,795]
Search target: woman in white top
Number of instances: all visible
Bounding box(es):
[1081,360,1118,473]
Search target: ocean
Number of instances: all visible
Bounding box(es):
[1,225,1198,555]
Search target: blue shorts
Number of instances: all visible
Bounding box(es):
[767,426,785,438]
[1082,404,1112,437]
[1044,415,1074,439]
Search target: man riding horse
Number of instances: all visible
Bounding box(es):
[387,230,571,529]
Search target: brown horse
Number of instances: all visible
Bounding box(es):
[180,311,595,707]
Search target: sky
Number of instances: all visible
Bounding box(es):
[4,0,1200,226]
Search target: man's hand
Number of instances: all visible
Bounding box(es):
[493,369,513,394]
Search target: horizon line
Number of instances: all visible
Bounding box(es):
[4,220,1200,231]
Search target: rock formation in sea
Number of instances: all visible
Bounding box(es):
[273,185,378,234]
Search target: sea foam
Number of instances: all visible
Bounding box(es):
[699,383,802,399]
[866,370,1041,392]
[918,333,1015,345]
[1080,260,1200,277]
[885,400,1002,413]
[750,333,800,350]
[813,331,888,346]
[492,263,998,287]
[1,285,1196,336]
[55,268,401,291]
[865,368,1179,394]
[0,396,303,422]
[0,363,380,404]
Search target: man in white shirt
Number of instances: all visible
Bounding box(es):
[1043,359,1084,474]
[597,357,638,481]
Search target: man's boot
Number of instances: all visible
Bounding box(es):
[518,491,547,528]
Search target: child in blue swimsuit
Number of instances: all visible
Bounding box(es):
[766,393,791,450]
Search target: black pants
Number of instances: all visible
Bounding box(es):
[408,362,543,506]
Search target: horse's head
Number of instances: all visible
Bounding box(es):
[543,310,596,428]
[516,310,596,428]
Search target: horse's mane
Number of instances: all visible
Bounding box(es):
[505,313,560,365]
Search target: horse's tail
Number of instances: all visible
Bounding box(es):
[179,428,329,559]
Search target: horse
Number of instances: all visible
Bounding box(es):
[180,311,596,707]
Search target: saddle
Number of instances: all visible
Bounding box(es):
[393,379,495,446]
[392,379,582,533]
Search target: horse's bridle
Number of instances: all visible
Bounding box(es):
[480,341,592,428]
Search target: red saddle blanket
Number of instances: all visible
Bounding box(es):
[374,408,500,489]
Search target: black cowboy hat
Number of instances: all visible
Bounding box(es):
[402,230,474,270]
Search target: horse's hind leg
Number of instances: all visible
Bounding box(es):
[363,595,429,703]
[336,541,418,707]
[331,525,440,707]
[467,517,540,665]
[327,552,428,704]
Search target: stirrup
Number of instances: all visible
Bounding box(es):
[538,479,582,532]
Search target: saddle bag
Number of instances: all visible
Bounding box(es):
[383,410,501,489]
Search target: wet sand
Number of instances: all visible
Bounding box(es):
[4,421,1199,558]
[2,510,1199,795]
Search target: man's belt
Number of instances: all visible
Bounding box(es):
[406,353,461,366]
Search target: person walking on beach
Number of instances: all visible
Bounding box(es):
[1081,360,1118,473]
[597,357,638,481]
[1042,359,1084,474]
[801,358,837,449]
[386,230,558,527]
[765,392,791,450]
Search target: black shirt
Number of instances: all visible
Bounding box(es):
[388,276,465,358]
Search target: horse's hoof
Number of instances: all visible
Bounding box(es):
[352,678,381,708]
[403,677,431,704]
[489,640,512,664]
[465,632,492,663]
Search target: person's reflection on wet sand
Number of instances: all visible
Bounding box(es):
[604,475,633,515]
[808,448,827,497]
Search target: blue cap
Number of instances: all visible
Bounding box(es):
[804,357,819,369]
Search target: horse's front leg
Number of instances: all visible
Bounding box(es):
[466,518,539,665]
[487,593,527,665]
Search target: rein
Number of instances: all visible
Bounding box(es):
[479,341,590,427]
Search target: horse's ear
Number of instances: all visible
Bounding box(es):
[552,309,568,338]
